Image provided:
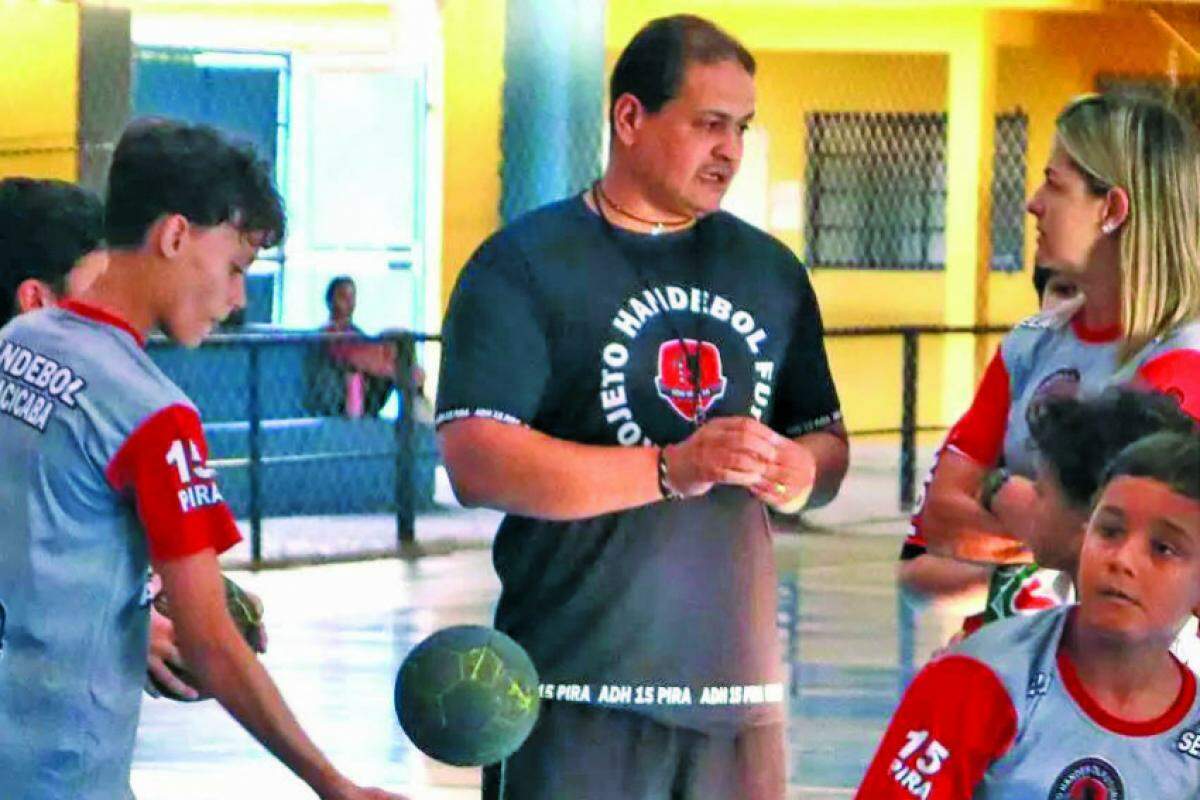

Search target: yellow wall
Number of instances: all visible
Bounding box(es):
[0,3,80,180]
[986,9,1200,328]
[753,51,952,430]
[5,0,1189,433]
[754,51,949,326]
[127,2,395,53]
[0,0,502,329]
[601,1,1199,432]
[439,0,505,312]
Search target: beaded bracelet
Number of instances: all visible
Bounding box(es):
[657,447,684,501]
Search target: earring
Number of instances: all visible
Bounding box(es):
[1101,221,1116,235]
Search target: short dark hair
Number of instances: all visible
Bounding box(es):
[0,178,104,327]
[1030,388,1198,509]
[324,275,355,311]
[105,118,286,250]
[1032,265,1053,302]
[1101,429,1200,504]
[609,15,754,128]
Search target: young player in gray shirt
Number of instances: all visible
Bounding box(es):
[0,120,406,800]
[858,428,1200,798]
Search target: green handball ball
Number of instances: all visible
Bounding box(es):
[394,625,541,767]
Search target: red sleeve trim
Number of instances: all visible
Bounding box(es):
[855,655,1016,799]
[60,299,147,348]
[1057,647,1196,736]
[942,349,1011,468]
[1135,349,1200,423]
[105,404,242,561]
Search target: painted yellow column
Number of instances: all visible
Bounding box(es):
[440,0,505,313]
[941,12,997,425]
[0,2,80,180]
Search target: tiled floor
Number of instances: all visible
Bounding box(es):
[131,526,962,800]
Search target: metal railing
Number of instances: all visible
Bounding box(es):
[824,324,1009,511]
[147,328,441,568]
[148,323,1009,567]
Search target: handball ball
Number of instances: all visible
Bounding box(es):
[148,575,264,702]
[394,625,540,767]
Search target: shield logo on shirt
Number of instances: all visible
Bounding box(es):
[1026,367,1082,425]
[655,339,728,423]
[1049,758,1125,800]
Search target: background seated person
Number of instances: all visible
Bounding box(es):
[308,275,425,418]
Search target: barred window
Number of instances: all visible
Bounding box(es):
[989,114,1028,273]
[804,111,1027,272]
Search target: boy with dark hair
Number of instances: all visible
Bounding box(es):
[103,117,285,252]
[1025,388,1197,574]
[857,428,1200,797]
[1025,388,1200,670]
[0,119,405,800]
[935,388,1200,650]
[0,174,261,702]
[1031,264,1079,314]
[0,177,107,327]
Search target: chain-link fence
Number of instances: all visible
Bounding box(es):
[148,330,441,568]
[793,7,1198,281]
[144,322,1008,567]
[805,111,947,272]
[822,324,1010,511]
[5,2,1199,569]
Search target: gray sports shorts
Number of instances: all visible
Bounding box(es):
[482,701,786,800]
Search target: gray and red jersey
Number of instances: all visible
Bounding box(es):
[903,309,1200,620]
[857,605,1200,799]
[962,310,1200,479]
[910,308,1200,551]
[0,301,240,800]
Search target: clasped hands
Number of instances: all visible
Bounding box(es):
[661,416,815,512]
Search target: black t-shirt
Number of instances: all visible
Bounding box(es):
[436,196,841,733]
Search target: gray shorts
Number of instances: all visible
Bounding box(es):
[482,702,786,800]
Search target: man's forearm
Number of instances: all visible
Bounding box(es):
[439,418,663,521]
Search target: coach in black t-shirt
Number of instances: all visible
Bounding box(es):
[437,15,848,800]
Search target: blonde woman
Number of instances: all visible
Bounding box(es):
[913,92,1200,634]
